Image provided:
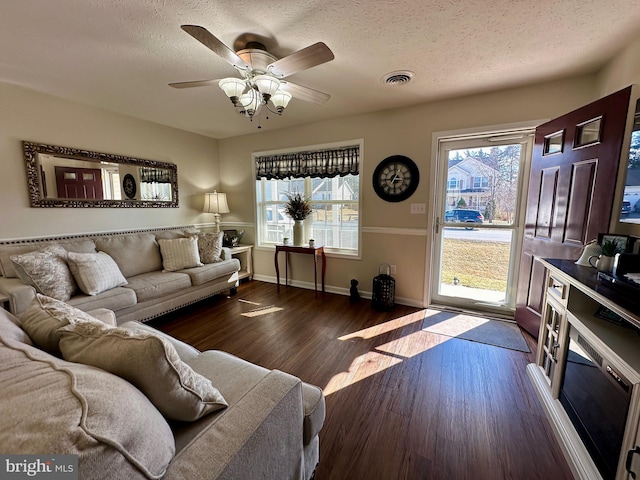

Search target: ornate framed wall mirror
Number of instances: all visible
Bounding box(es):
[23,142,178,207]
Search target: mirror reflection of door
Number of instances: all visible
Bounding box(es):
[431,130,534,318]
[54,166,104,200]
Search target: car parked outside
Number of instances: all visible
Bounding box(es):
[622,201,632,216]
[445,209,485,225]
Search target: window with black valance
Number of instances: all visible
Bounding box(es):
[255,145,359,180]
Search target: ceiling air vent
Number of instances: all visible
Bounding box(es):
[381,70,414,86]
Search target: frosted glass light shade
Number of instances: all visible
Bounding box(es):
[218,78,246,99]
[203,191,230,214]
[254,75,281,97]
[237,89,261,117]
[271,90,292,111]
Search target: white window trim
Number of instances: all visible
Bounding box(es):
[253,139,364,258]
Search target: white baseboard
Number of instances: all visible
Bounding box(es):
[250,275,423,308]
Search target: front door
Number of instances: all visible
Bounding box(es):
[515,86,633,338]
[431,130,533,317]
[55,166,104,200]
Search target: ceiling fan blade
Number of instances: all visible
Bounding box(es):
[268,42,334,78]
[169,79,220,89]
[181,25,251,71]
[280,81,330,104]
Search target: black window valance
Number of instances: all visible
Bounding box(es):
[140,167,171,184]
[256,145,359,180]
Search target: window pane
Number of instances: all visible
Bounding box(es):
[310,203,359,249]
[445,145,521,225]
[257,174,359,252]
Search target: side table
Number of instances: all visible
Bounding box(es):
[274,244,326,295]
[229,245,253,281]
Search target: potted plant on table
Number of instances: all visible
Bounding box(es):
[589,238,623,273]
[283,192,312,246]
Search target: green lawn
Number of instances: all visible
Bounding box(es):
[441,239,511,292]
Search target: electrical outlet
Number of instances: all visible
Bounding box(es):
[411,203,426,214]
[390,265,397,274]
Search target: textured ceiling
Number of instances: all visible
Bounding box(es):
[2,0,640,139]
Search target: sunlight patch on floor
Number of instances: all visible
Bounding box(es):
[422,309,490,336]
[241,306,284,317]
[338,310,425,341]
[238,299,262,306]
[324,312,451,396]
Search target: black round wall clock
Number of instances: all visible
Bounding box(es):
[122,174,137,199]
[372,155,420,202]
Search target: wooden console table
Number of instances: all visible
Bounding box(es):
[274,244,326,294]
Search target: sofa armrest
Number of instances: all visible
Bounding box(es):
[164,370,305,480]
[221,247,232,261]
[87,308,117,327]
[0,277,36,315]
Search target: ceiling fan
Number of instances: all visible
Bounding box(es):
[170,25,334,124]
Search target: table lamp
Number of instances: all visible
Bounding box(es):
[203,191,230,233]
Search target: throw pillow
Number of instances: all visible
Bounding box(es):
[67,251,128,295]
[192,232,224,264]
[19,293,103,354]
[58,321,228,421]
[157,236,203,271]
[10,244,77,301]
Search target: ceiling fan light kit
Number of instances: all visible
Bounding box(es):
[172,25,334,127]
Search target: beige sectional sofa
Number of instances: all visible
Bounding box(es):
[0,226,241,324]
[0,297,325,479]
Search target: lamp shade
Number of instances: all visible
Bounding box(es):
[203,191,230,214]
[218,78,246,99]
[254,75,281,97]
[271,90,292,111]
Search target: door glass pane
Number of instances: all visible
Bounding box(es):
[438,144,521,306]
[439,228,514,303]
[444,145,521,226]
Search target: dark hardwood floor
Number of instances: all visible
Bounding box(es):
[150,281,574,480]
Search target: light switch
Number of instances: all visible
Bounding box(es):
[411,203,426,214]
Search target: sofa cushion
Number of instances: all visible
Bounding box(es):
[19,294,102,355]
[158,237,203,272]
[191,232,224,264]
[68,286,137,312]
[180,259,241,286]
[154,228,199,240]
[67,251,128,295]
[0,308,33,346]
[10,244,77,301]
[120,321,201,363]
[96,233,162,278]
[59,322,228,422]
[123,271,192,302]
[0,335,175,480]
[187,350,324,445]
[0,238,95,278]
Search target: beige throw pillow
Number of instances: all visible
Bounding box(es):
[19,294,103,354]
[158,236,203,271]
[67,251,128,295]
[192,232,224,264]
[10,244,77,301]
[58,322,228,421]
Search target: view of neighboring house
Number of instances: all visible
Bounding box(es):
[446,157,498,213]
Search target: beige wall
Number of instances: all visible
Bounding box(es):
[3,65,625,307]
[0,82,220,239]
[219,76,597,305]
